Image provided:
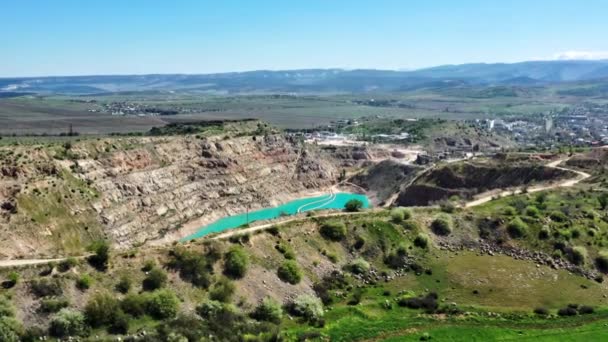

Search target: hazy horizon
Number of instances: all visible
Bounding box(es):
[2,0,608,77]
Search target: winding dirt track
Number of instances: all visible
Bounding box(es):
[0,159,590,268]
[464,158,590,208]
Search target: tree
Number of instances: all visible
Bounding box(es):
[596,250,608,273]
[88,240,110,271]
[147,289,179,320]
[344,199,363,212]
[289,295,324,322]
[223,247,249,279]
[49,309,88,338]
[277,260,303,284]
[143,267,168,291]
[507,217,528,238]
[115,275,132,294]
[84,292,119,327]
[599,194,608,210]
[251,297,283,323]
[167,247,213,288]
[320,221,347,241]
[209,277,235,303]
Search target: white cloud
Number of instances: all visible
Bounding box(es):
[553,50,608,61]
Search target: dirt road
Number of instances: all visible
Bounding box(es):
[464,159,590,208]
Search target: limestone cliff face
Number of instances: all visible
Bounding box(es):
[84,134,341,248]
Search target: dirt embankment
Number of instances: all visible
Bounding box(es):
[395,161,575,206]
[348,160,423,205]
[566,148,608,170]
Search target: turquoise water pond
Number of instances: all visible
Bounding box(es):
[182,192,369,241]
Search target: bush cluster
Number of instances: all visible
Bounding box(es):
[167,247,213,288]
[277,260,303,284]
[506,217,527,238]
[346,258,370,275]
[344,199,364,212]
[288,295,324,323]
[223,246,250,279]
[431,215,452,236]
[397,292,439,313]
[320,221,347,241]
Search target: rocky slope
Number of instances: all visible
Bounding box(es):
[0,128,380,257]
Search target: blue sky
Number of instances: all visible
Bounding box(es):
[1,0,608,77]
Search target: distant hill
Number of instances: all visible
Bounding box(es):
[2,60,608,95]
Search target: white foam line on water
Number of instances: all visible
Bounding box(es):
[296,193,333,213]
[303,192,337,212]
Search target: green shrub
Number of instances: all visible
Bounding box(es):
[84,292,120,327]
[0,296,14,318]
[0,317,21,342]
[413,233,429,248]
[121,293,147,317]
[402,220,418,231]
[438,199,456,213]
[209,277,235,303]
[251,297,283,323]
[146,289,179,320]
[58,257,79,272]
[595,250,608,273]
[4,272,19,288]
[550,211,567,222]
[289,295,324,322]
[503,206,517,216]
[49,309,88,337]
[507,217,527,238]
[598,193,608,210]
[196,299,224,319]
[525,205,540,218]
[266,226,280,236]
[87,240,110,271]
[534,307,549,315]
[538,226,551,240]
[277,260,303,284]
[431,215,452,236]
[142,260,156,272]
[167,247,213,288]
[397,292,439,313]
[21,326,45,342]
[76,274,92,290]
[30,278,63,298]
[108,309,130,335]
[391,208,411,223]
[275,243,295,259]
[223,246,249,279]
[347,258,370,274]
[320,221,347,241]
[38,298,69,314]
[569,246,588,266]
[115,275,132,294]
[143,267,167,291]
[344,199,363,212]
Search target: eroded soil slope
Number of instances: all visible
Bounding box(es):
[396,160,574,206]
